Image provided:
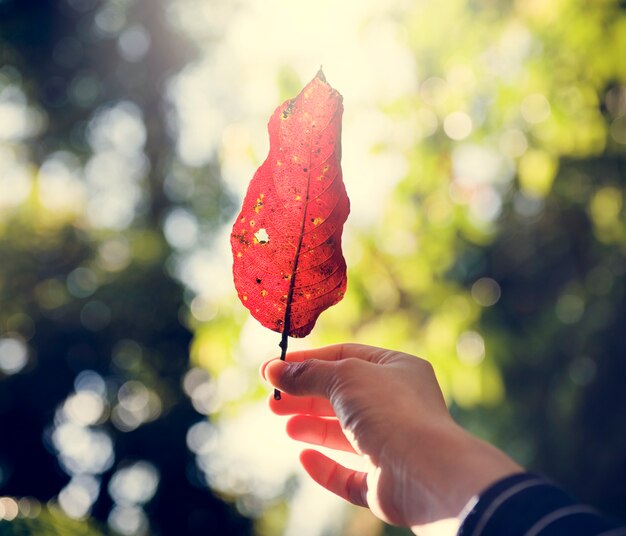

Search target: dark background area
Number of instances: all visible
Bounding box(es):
[0,0,250,534]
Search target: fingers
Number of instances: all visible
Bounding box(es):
[300,449,368,508]
[287,415,355,453]
[264,359,336,398]
[260,344,406,400]
[268,392,335,417]
[259,344,391,381]
[258,347,345,382]
[280,343,389,365]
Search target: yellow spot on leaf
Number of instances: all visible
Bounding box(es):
[276,160,283,167]
[237,252,242,258]
[295,195,301,201]
[254,198,263,213]
[312,217,323,226]
[261,289,268,297]
[249,220,255,227]
[243,295,248,301]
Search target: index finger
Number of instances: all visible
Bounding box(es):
[286,343,385,363]
[260,343,390,380]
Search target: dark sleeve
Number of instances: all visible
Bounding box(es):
[457,472,626,536]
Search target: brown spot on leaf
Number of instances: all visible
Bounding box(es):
[233,233,250,247]
[282,100,296,118]
[319,263,334,277]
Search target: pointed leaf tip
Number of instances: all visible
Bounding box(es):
[316,67,326,83]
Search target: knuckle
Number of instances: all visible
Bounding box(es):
[334,357,362,377]
[418,357,435,373]
[339,343,361,360]
[408,355,434,375]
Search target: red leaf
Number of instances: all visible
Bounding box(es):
[231,70,349,338]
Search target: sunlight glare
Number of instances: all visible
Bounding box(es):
[169,0,416,228]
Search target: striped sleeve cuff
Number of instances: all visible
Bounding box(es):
[457,472,626,536]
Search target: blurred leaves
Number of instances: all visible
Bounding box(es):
[1,0,626,534]
[3,506,106,536]
[0,0,252,534]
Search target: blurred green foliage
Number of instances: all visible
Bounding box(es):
[3,506,105,535]
[0,0,625,535]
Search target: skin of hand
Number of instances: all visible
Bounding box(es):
[261,343,521,536]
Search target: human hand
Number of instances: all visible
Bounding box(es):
[262,344,521,535]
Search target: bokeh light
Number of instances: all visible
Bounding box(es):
[111,381,162,432]
[108,461,159,506]
[57,475,100,519]
[1,0,625,534]
[0,337,29,375]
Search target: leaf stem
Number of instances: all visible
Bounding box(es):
[274,330,289,400]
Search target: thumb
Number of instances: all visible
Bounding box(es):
[265,359,335,398]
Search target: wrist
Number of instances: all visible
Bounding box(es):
[400,421,521,534]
